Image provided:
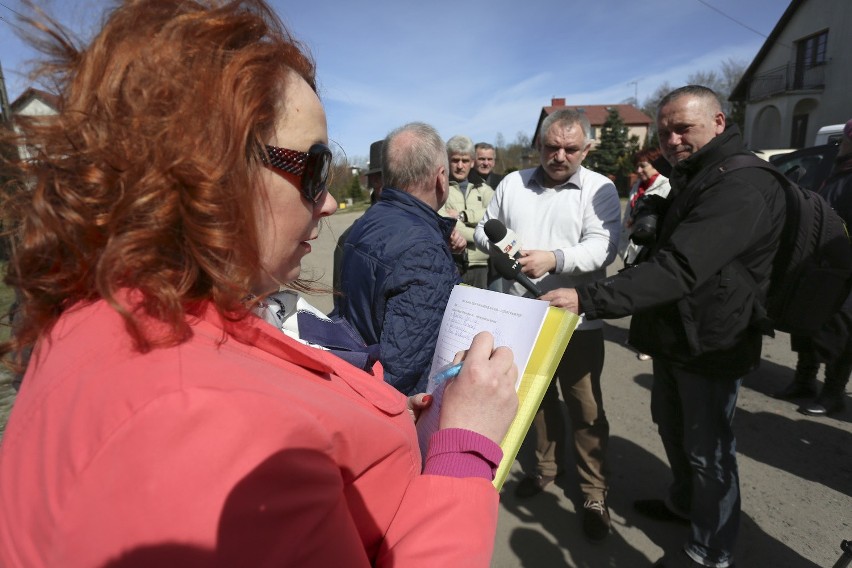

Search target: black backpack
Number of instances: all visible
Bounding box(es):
[722,154,852,336]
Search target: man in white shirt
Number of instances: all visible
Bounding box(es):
[474,109,621,541]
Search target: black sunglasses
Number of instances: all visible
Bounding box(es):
[261,143,332,204]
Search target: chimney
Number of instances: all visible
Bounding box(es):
[551,97,565,107]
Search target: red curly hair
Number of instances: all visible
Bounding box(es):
[1,0,316,364]
[633,146,662,167]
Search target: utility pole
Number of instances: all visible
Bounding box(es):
[0,59,11,124]
[627,80,639,106]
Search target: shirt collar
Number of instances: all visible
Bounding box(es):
[530,165,583,190]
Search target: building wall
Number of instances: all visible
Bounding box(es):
[743,0,852,149]
[627,125,649,147]
[13,98,59,161]
[588,125,648,147]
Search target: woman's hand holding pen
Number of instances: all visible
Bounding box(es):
[439,331,518,444]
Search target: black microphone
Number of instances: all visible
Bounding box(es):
[492,253,544,298]
[483,219,522,259]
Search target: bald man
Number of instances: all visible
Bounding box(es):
[541,85,786,568]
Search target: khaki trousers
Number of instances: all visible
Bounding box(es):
[531,328,609,501]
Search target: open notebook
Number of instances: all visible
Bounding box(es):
[416,285,579,490]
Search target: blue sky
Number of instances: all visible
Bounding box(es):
[1,0,791,165]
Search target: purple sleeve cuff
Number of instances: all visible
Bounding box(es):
[423,428,503,480]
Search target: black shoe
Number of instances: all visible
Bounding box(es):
[798,395,845,416]
[634,499,690,525]
[772,379,817,400]
[514,474,556,498]
[653,549,733,567]
[582,499,611,541]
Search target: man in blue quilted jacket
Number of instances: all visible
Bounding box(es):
[333,122,463,395]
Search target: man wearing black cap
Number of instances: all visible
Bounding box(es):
[333,140,383,293]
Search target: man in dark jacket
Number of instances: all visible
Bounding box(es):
[333,122,461,395]
[541,86,786,568]
[778,118,852,416]
[332,139,383,295]
[468,142,504,188]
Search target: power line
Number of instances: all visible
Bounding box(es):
[696,0,769,39]
[0,1,30,37]
[0,2,27,20]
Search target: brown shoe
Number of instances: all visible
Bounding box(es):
[514,474,556,498]
[582,499,611,541]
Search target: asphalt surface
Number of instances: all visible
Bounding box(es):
[309,207,851,568]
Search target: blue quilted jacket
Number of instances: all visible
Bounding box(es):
[333,188,460,394]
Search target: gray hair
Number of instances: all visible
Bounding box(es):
[539,109,592,147]
[446,135,474,157]
[474,142,495,153]
[658,85,722,117]
[382,122,447,194]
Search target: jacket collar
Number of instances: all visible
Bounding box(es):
[209,303,339,375]
[379,187,456,239]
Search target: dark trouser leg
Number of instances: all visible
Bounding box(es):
[775,335,819,399]
[461,265,488,289]
[651,360,740,568]
[824,360,851,399]
[801,335,851,415]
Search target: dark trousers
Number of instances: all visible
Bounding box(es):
[460,265,488,289]
[792,333,852,397]
[651,359,741,568]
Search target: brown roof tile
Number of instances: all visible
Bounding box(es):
[543,103,652,126]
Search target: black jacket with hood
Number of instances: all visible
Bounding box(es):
[577,126,786,378]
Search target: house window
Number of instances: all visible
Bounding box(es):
[797,30,828,68]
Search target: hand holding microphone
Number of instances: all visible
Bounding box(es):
[491,253,544,298]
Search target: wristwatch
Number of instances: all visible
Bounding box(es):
[458,211,467,223]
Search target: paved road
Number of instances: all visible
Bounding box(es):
[310,208,851,568]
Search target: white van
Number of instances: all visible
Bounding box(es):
[814,124,845,146]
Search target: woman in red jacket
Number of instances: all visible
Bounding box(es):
[0,1,517,566]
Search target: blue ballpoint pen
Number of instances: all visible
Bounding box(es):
[432,362,463,386]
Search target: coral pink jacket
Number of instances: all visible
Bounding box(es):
[0,300,499,567]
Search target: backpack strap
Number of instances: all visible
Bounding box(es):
[719,153,794,191]
[720,153,799,276]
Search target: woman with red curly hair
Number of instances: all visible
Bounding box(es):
[0,1,517,566]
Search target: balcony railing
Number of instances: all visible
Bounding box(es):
[746,61,827,102]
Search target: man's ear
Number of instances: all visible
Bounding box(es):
[435,165,449,209]
[714,111,726,134]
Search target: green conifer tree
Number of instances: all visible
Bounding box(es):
[586,108,638,195]
[347,173,363,201]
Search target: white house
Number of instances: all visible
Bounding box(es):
[730,0,852,149]
[9,88,60,161]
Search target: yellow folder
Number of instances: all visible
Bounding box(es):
[416,285,578,491]
[493,306,578,490]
